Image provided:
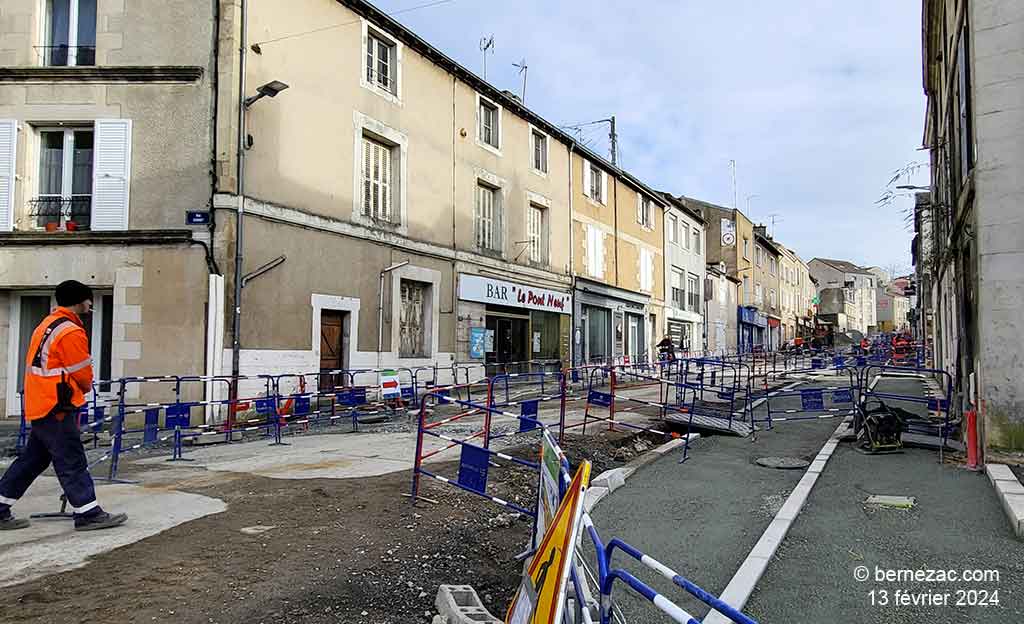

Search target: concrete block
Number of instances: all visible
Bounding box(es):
[1000,493,1024,539]
[704,555,770,624]
[986,463,1017,484]
[435,585,501,624]
[583,485,609,513]
[807,459,827,474]
[748,518,789,561]
[592,468,627,493]
[651,437,685,455]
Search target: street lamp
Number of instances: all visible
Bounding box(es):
[228,0,289,426]
[244,80,289,108]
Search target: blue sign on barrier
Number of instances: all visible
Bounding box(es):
[927,398,949,411]
[435,388,450,405]
[255,398,275,415]
[457,443,490,494]
[144,408,160,444]
[811,358,825,370]
[519,399,540,433]
[856,356,867,367]
[336,387,368,407]
[166,403,191,429]
[833,356,846,369]
[801,389,825,411]
[401,386,415,400]
[294,396,311,416]
[832,388,854,404]
[588,390,613,407]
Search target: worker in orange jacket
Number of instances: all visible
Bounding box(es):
[0,281,127,531]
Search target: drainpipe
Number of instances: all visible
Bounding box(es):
[230,0,247,394]
[378,261,410,373]
[567,141,575,366]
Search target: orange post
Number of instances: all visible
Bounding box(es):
[966,409,981,471]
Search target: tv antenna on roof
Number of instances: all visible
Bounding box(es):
[513,58,528,103]
[479,35,495,79]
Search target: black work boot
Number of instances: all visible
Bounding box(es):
[74,509,128,531]
[0,512,29,530]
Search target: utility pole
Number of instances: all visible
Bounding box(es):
[609,115,618,166]
[729,160,738,211]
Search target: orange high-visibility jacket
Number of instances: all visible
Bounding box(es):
[23,307,93,421]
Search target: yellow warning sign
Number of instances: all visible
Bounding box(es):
[506,460,591,624]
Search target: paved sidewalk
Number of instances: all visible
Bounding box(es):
[744,445,1024,623]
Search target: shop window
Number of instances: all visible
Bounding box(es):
[399,280,428,357]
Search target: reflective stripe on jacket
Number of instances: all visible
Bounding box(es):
[23,307,93,421]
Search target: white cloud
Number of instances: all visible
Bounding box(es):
[374,0,926,268]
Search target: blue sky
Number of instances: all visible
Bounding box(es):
[372,0,927,273]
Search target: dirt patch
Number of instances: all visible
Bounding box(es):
[1,430,660,624]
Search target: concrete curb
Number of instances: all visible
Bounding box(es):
[584,435,700,513]
[985,463,1024,539]
[703,418,851,624]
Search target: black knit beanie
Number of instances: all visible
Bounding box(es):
[55,280,94,307]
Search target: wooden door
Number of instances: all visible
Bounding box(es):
[320,311,346,390]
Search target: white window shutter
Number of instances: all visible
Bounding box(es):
[600,171,608,206]
[0,119,15,232]
[595,230,604,278]
[582,160,591,199]
[92,119,132,231]
[636,193,642,224]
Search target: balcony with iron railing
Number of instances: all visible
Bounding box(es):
[27,196,92,231]
[34,45,96,67]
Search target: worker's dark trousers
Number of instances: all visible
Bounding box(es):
[0,412,98,517]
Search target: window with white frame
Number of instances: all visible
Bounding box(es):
[362,134,395,223]
[586,225,604,278]
[637,195,653,229]
[526,203,547,264]
[682,221,691,250]
[33,128,93,230]
[770,257,777,275]
[755,283,763,305]
[532,130,548,173]
[692,228,701,254]
[475,182,501,252]
[366,31,397,94]
[718,277,727,304]
[742,237,750,259]
[43,0,97,67]
[667,214,678,244]
[756,247,763,267]
[769,289,777,308]
[399,279,429,358]
[640,248,654,293]
[479,98,500,149]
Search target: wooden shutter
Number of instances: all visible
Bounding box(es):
[582,159,591,199]
[362,137,372,217]
[0,120,15,232]
[91,119,132,231]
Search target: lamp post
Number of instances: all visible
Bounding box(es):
[228,0,290,421]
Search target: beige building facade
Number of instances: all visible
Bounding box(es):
[212,0,583,383]
[0,0,217,415]
[570,152,666,364]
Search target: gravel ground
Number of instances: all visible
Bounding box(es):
[590,406,839,623]
[746,446,1024,623]
[0,429,655,624]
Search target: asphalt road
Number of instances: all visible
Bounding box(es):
[589,399,839,623]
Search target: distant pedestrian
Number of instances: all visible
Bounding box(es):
[0,281,127,531]
[657,336,676,362]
